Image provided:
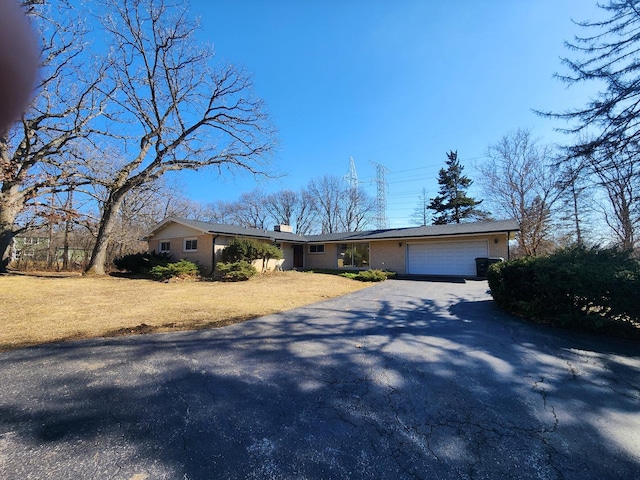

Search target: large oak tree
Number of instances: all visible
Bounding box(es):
[83,0,276,274]
[0,0,108,272]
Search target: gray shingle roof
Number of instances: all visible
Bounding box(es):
[305,219,520,242]
[151,217,307,242]
[150,217,519,243]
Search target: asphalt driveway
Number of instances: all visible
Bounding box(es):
[0,279,638,479]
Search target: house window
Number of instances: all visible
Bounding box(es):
[159,241,170,253]
[309,244,325,254]
[338,243,369,268]
[184,238,198,252]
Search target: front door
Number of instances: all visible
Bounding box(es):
[293,245,304,269]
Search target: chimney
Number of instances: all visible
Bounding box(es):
[274,224,293,233]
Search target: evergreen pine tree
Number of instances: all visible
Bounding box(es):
[428,151,487,224]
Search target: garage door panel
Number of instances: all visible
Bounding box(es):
[408,241,488,276]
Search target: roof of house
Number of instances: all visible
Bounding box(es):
[148,217,519,243]
[305,219,520,242]
[147,217,308,242]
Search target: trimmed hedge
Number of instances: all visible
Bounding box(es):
[487,246,640,338]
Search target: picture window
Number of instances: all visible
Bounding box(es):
[338,243,369,268]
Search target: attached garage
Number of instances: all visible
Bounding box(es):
[407,240,489,276]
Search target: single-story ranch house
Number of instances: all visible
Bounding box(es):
[145,217,519,277]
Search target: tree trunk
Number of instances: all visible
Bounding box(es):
[62,188,73,270]
[570,182,583,246]
[85,190,126,275]
[0,186,25,273]
[47,211,55,270]
[0,229,15,273]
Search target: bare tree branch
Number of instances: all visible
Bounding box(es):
[84,0,276,274]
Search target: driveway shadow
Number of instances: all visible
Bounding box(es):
[0,280,638,479]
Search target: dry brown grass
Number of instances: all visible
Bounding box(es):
[0,271,372,351]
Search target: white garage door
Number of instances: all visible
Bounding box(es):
[407,241,488,276]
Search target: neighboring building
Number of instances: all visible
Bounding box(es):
[10,231,91,269]
[10,233,50,263]
[145,217,519,277]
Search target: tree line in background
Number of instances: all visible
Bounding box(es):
[3,0,640,274]
[413,122,639,258]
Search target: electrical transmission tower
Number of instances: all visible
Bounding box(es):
[371,161,389,229]
[344,156,359,192]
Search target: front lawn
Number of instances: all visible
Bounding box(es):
[0,271,372,351]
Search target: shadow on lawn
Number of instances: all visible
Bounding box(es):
[0,280,638,479]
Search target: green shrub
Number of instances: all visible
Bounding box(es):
[222,238,283,271]
[215,261,258,281]
[339,272,358,280]
[222,238,261,263]
[150,259,200,280]
[354,269,389,282]
[113,252,172,274]
[488,246,640,338]
[338,269,393,282]
[258,242,284,266]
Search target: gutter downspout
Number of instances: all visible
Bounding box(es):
[210,235,220,276]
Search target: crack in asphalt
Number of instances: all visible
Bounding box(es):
[531,377,559,435]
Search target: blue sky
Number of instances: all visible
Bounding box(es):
[180,0,604,227]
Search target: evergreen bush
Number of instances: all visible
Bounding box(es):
[354,269,389,282]
[222,238,261,263]
[149,259,199,280]
[215,261,258,281]
[113,251,172,274]
[488,246,640,338]
[221,238,283,271]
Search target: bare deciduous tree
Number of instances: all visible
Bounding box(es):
[306,175,374,234]
[585,142,640,250]
[306,175,343,234]
[480,129,563,256]
[341,184,375,232]
[229,189,270,229]
[83,0,275,274]
[410,187,430,226]
[197,200,239,225]
[0,0,108,272]
[295,189,320,235]
[263,189,318,234]
[556,155,596,247]
[264,190,297,227]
